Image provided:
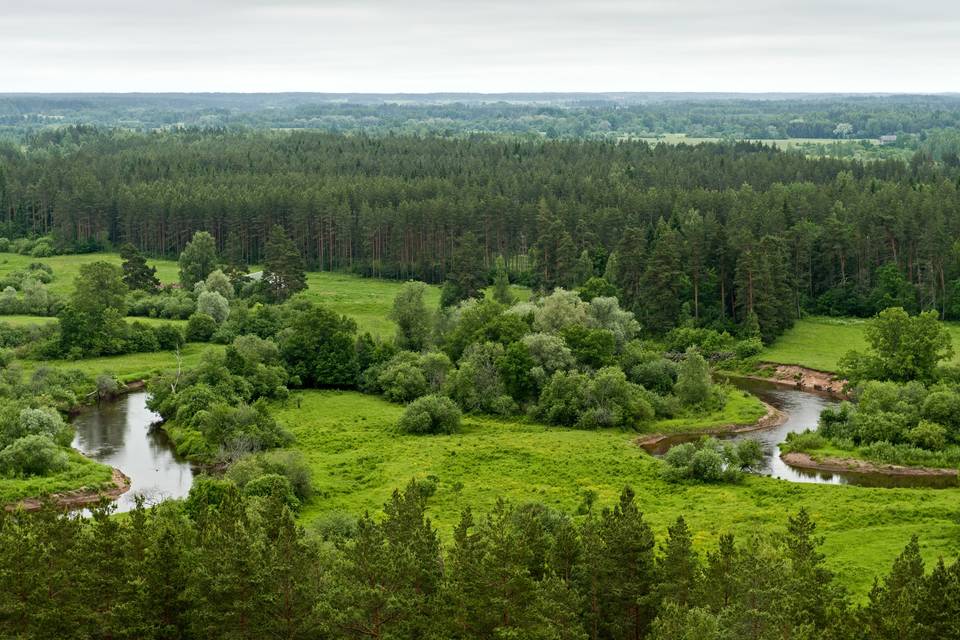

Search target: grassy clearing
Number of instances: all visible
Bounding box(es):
[0,252,180,295]
[276,389,960,596]
[20,343,223,383]
[0,449,115,505]
[761,316,960,372]
[301,271,529,337]
[651,387,766,433]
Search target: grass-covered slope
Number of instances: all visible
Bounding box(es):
[760,316,960,372]
[276,389,960,596]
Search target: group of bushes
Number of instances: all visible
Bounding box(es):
[371,286,731,436]
[0,403,72,478]
[0,236,57,258]
[0,263,62,316]
[149,334,291,460]
[661,436,765,483]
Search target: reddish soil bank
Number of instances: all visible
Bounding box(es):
[636,401,787,453]
[751,364,848,397]
[781,451,958,478]
[5,468,131,512]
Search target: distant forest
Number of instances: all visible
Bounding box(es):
[2,126,960,341]
[3,93,960,145]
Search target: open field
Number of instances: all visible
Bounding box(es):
[761,316,960,372]
[21,342,222,383]
[277,388,960,597]
[0,252,180,295]
[635,133,877,148]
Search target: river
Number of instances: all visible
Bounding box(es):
[650,378,958,488]
[71,391,195,511]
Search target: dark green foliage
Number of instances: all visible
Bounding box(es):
[389,281,432,351]
[120,242,160,291]
[185,312,217,342]
[561,324,616,369]
[397,393,462,434]
[280,303,358,387]
[579,276,619,302]
[0,434,68,476]
[262,225,307,302]
[57,261,128,357]
[491,255,515,305]
[441,231,487,307]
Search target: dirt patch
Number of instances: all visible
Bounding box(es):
[636,401,787,453]
[781,451,958,478]
[4,467,131,512]
[750,364,848,397]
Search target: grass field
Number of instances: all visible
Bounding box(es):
[761,316,960,372]
[0,449,115,505]
[21,342,223,383]
[276,388,960,597]
[0,252,180,295]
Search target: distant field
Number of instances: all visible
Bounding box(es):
[278,388,960,597]
[760,316,960,372]
[635,133,877,149]
[0,252,180,295]
[21,342,223,383]
[301,271,529,337]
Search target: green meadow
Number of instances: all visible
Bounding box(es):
[760,316,960,372]
[276,388,960,597]
[0,448,114,505]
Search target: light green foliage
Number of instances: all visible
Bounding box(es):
[0,406,72,448]
[185,312,217,342]
[587,296,640,346]
[375,352,428,402]
[535,367,653,429]
[674,348,714,408]
[661,437,763,483]
[203,269,234,299]
[0,434,68,477]
[533,288,588,334]
[196,290,230,324]
[397,394,462,435]
[520,332,575,383]
[0,447,113,503]
[578,276,619,302]
[388,281,431,351]
[840,308,953,383]
[178,231,218,289]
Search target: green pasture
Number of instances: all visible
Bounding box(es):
[0,449,114,505]
[20,343,223,383]
[0,252,180,295]
[276,389,960,596]
[760,316,960,372]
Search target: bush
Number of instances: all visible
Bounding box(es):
[0,434,68,477]
[197,290,230,324]
[907,420,948,451]
[782,429,828,453]
[185,312,218,342]
[674,348,713,408]
[126,321,160,353]
[154,324,185,350]
[376,352,428,402]
[0,406,72,448]
[398,394,461,435]
[661,437,759,483]
[243,473,299,510]
[734,338,763,359]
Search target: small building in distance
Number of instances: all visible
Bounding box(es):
[879,134,898,145]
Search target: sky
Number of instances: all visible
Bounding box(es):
[2,0,958,93]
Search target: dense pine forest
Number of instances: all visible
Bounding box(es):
[2,127,960,340]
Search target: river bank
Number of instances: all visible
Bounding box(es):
[636,399,787,454]
[744,363,848,397]
[781,451,959,480]
[5,467,130,512]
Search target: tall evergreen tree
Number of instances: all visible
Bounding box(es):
[119,242,160,291]
[263,225,307,302]
[441,231,487,307]
[640,220,685,334]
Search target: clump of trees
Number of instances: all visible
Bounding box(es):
[661,437,765,483]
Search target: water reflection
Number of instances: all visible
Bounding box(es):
[71,391,194,511]
[650,378,958,489]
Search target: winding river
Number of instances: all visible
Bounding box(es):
[71,391,194,511]
[649,378,958,488]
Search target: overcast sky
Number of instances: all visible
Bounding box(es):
[2,0,958,93]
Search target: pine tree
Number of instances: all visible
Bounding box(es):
[492,254,515,304]
[441,231,487,307]
[119,243,160,291]
[263,225,307,302]
[613,227,647,311]
[640,220,685,334]
[657,516,700,607]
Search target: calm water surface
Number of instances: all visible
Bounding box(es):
[651,378,958,488]
[71,391,194,511]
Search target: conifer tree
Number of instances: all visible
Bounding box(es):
[119,242,160,290]
[492,254,515,305]
[263,225,307,302]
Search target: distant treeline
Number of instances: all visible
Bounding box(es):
[2,129,960,339]
[2,93,960,140]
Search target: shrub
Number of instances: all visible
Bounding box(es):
[398,394,461,435]
[0,406,72,448]
[154,324,185,350]
[782,429,828,453]
[185,312,218,342]
[535,370,591,426]
[126,321,160,352]
[734,338,763,359]
[907,420,948,451]
[376,352,428,402]
[242,473,299,510]
[661,437,759,483]
[30,242,54,258]
[674,348,713,407]
[197,291,230,324]
[0,435,68,477]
